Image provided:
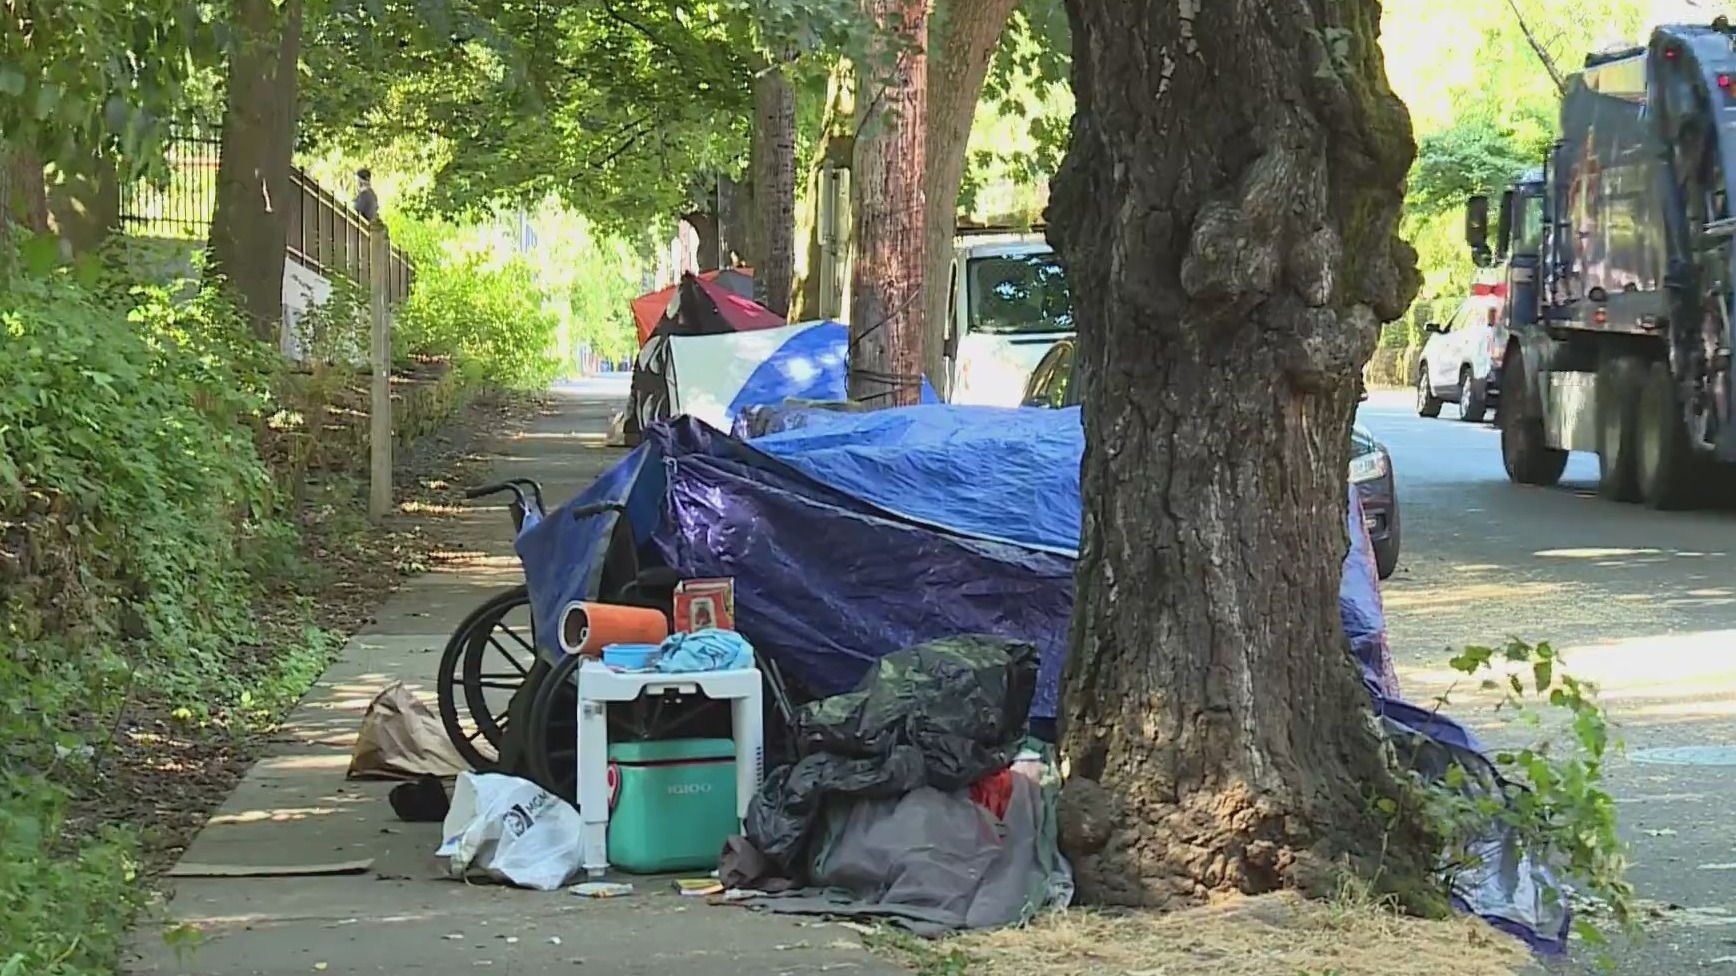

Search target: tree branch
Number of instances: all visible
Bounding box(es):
[586,115,656,169]
[598,0,674,53]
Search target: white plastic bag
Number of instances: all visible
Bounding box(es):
[436,772,584,891]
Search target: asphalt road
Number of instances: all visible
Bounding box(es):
[1358,389,1736,972]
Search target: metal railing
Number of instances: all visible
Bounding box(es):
[119,128,412,305]
[285,168,413,305]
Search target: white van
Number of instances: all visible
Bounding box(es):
[943,232,1074,406]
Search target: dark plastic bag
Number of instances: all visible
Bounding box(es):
[745,635,1039,877]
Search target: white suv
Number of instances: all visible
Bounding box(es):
[1415,293,1505,423]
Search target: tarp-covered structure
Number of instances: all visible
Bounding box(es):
[630,267,758,347]
[515,401,1569,952]
[628,314,942,440]
[625,273,787,441]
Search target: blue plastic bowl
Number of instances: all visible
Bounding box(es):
[602,643,660,670]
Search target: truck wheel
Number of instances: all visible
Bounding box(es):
[1416,366,1443,418]
[1500,353,1568,487]
[1458,367,1488,423]
[1635,360,1698,510]
[1595,355,1644,502]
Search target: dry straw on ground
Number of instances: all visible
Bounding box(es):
[943,890,1530,976]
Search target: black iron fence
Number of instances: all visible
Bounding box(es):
[119,128,413,305]
[117,127,221,240]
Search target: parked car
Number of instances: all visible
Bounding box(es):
[1349,424,1400,580]
[1415,291,1505,423]
[1021,339,1401,579]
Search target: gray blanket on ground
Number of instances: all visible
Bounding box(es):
[750,771,1059,936]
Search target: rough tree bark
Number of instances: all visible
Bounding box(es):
[751,61,798,319]
[1049,0,1438,907]
[718,176,754,267]
[208,0,304,344]
[791,62,856,322]
[919,0,1021,394]
[847,0,928,407]
[4,147,51,234]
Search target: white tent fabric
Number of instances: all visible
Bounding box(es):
[666,322,838,431]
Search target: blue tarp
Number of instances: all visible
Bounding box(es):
[722,321,942,424]
[513,402,1568,954]
[747,404,1082,554]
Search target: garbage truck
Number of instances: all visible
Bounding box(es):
[1466,20,1736,509]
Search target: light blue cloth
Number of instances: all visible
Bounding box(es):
[654,628,755,673]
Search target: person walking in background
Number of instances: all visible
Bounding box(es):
[354,168,379,223]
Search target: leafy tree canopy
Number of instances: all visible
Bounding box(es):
[1406,112,1550,220]
[1,0,218,177]
[298,0,870,232]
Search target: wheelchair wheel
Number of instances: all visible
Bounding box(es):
[520,651,736,803]
[523,650,581,801]
[436,584,537,770]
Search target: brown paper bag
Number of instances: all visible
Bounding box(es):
[347,681,469,781]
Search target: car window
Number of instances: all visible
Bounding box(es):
[967,253,1075,336]
[1043,343,1074,408]
[1024,341,1073,407]
[1514,190,1545,254]
[1445,301,1477,333]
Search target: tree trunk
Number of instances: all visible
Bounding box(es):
[208,0,304,345]
[718,176,754,267]
[49,157,122,256]
[752,62,798,319]
[847,0,928,407]
[4,147,51,234]
[1049,0,1436,908]
[791,61,856,322]
[920,0,1020,395]
[682,206,722,270]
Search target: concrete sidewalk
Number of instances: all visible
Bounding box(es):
[126,384,900,976]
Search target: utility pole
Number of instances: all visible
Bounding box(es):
[368,221,392,520]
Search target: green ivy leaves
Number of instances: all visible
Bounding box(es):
[1418,638,1633,954]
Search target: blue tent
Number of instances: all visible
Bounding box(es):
[652,320,940,435]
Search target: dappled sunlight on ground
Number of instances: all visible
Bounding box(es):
[1396,626,1736,711]
[1382,579,1565,613]
[1608,588,1736,610]
[252,753,356,773]
[167,902,460,936]
[398,500,470,517]
[426,551,522,572]
[508,430,611,448]
[207,806,346,826]
[1533,546,1728,570]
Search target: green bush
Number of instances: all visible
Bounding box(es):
[0,246,290,975]
[391,220,563,390]
[0,264,280,700]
